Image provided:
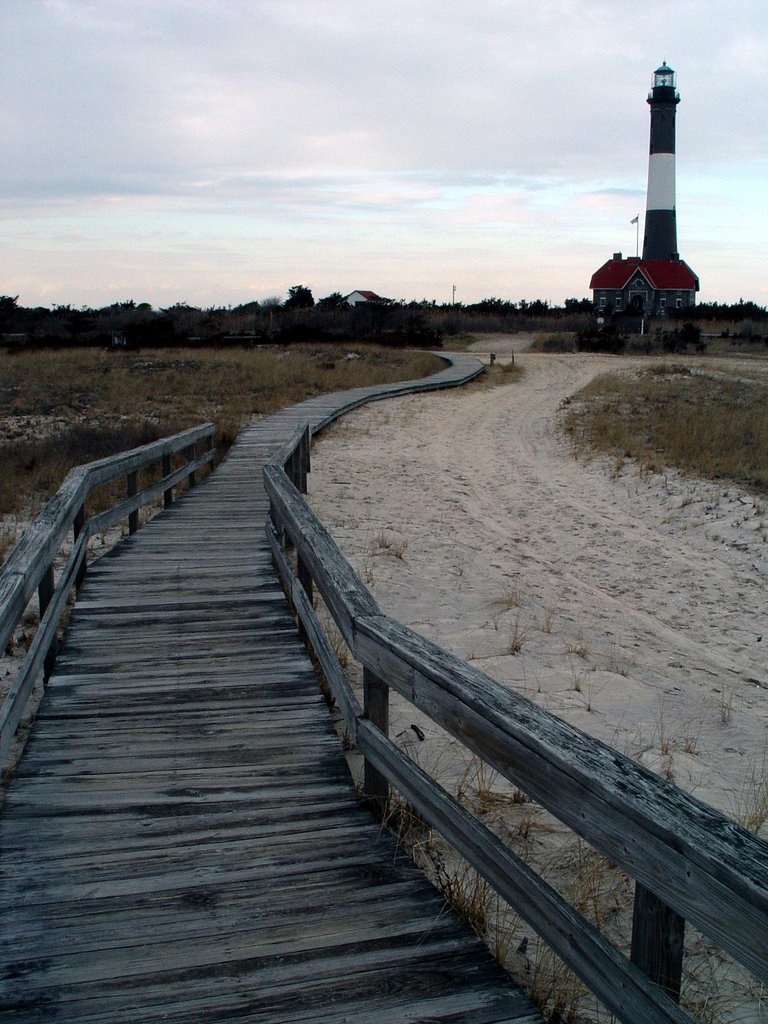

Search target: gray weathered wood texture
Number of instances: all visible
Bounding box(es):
[0,355,542,1021]
[263,402,768,1024]
[0,423,216,764]
[0,422,214,657]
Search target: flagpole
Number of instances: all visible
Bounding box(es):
[629,215,640,257]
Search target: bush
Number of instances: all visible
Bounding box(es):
[575,323,627,354]
[658,323,705,354]
[533,334,577,353]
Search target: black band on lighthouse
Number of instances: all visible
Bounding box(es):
[649,105,677,155]
[643,210,678,261]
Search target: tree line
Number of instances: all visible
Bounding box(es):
[0,290,596,350]
[1,290,764,351]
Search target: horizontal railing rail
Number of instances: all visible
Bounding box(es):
[264,424,768,1024]
[0,422,215,763]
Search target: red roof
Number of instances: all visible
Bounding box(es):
[590,257,699,291]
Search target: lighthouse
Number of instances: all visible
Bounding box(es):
[590,62,699,317]
[643,61,680,260]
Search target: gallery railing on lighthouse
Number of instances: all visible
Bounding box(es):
[265,423,768,1024]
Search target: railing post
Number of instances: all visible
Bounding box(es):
[127,471,139,534]
[187,443,197,488]
[296,553,313,642]
[299,426,310,494]
[74,504,87,588]
[630,881,685,1003]
[269,500,288,560]
[205,432,214,477]
[162,453,173,508]
[37,564,58,681]
[363,667,389,811]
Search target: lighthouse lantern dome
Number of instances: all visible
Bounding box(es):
[653,62,675,88]
[648,61,679,103]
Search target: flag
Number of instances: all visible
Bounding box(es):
[630,215,639,225]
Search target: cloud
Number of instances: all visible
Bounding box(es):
[1,0,767,305]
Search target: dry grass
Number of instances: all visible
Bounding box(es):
[0,345,442,522]
[730,750,768,834]
[371,529,409,560]
[562,363,768,492]
[473,360,525,390]
[508,611,530,656]
[495,586,525,611]
[411,743,767,1023]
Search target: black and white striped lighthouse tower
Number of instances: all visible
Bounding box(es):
[642,61,681,260]
[590,63,698,313]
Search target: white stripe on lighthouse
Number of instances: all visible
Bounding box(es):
[646,153,676,211]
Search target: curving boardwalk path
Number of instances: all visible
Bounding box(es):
[0,356,541,1022]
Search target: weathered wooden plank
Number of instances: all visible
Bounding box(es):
[0,804,363,860]
[18,699,326,730]
[0,876,449,962]
[0,836,397,907]
[0,824,389,891]
[0,923,493,1010]
[40,679,325,704]
[52,632,304,664]
[56,625,302,658]
[7,744,343,780]
[73,587,279,614]
[22,705,323,734]
[0,946,535,1024]
[0,806,370,861]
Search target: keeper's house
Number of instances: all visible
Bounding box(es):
[590,253,699,316]
[345,290,381,306]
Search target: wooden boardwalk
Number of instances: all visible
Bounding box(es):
[0,358,541,1022]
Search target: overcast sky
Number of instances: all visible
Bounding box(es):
[1,0,766,309]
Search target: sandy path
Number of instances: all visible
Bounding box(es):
[309,352,768,822]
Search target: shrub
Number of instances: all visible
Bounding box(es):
[575,322,627,354]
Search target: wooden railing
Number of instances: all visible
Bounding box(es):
[0,423,215,762]
[264,425,768,1024]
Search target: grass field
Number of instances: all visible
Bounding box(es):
[562,361,768,492]
[0,344,443,532]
